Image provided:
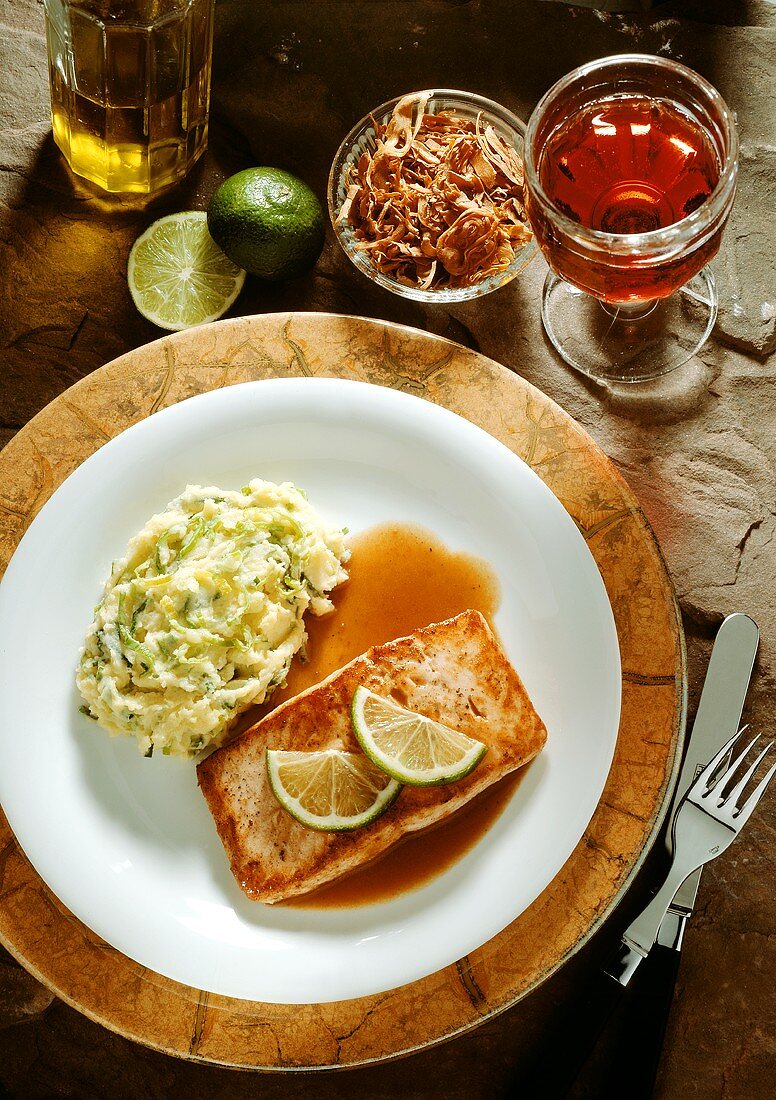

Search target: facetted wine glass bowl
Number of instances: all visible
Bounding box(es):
[523,55,738,305]
[523,54,738,383]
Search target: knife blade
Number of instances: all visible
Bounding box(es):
[607,616,757,985]
[607,612,759,984]
[663,612,759,922]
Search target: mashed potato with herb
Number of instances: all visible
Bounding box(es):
[77,480,348,757]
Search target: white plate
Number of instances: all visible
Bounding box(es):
[0,378,620,1004]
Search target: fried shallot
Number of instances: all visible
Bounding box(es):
[338,92,532,290]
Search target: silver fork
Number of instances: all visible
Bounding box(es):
[516,725,772,1099]
[623,729,775,958]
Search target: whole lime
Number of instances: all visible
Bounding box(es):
[207,167,325,281]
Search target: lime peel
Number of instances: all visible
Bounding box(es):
[128,211,246,331]
[207,167,325,281]
[266,748,401,832]
[351,686,487,787]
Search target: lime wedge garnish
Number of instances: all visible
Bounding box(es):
[127,211,246,331]
[266,748,401,831]
[351,686,487,787]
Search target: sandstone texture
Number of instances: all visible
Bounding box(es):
[0,1,774,1098]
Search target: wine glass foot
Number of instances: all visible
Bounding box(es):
[540,267,718,384]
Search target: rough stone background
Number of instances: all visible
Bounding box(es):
[0,1,774,1097]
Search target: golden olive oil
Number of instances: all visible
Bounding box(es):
[44,0,214,194]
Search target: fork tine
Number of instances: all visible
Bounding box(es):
[713,730,761,792]
[718,740,770,807]
[733,754,776,827]
[688,730,743,798]
[708,725,744,783]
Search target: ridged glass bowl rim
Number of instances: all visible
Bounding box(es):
[43,0,206,31]
[327,88,537,303]
[523,54,738,256]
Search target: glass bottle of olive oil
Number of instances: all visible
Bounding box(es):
[43,0,215,194]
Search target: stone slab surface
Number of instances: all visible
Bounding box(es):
[0,1,774,1097]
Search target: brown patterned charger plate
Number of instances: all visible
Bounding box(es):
[0,313,685,1067]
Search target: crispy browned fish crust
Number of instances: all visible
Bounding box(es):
[197,610,547,903]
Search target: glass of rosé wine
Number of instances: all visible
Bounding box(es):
[523,54,738,383]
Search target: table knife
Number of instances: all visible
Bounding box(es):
[514,613,759,1098]
[599,613,759,1098]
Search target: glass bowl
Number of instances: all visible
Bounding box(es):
[328,89,536,303]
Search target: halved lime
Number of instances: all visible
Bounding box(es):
[128,211,246,331]
[266,748,401,831]
[351,686,487,787]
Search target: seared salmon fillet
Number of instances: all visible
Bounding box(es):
[197,610,547,903]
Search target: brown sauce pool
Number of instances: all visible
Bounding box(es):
[249,522,522,908]
[290,770,522,909]
[271,522,501,705]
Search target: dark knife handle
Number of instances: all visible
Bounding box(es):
[510,967,626,1097]
[603,943,682,1099]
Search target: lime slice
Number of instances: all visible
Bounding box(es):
[351,686,487,787]
[128,211,246,331]
[266,748,401,831]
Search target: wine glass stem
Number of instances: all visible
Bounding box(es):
[599,299,659,321]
